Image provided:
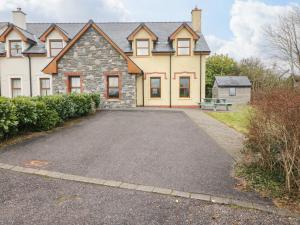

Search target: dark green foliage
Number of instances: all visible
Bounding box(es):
[0,97,18,139]
[90,93,100,108]
[34,101,60,131]
[12,97,38,131]
[205,54,238,97]
[0,93,100,141]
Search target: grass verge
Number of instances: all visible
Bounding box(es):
[206,105,251,134]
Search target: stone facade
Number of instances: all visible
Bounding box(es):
[53,27,136,109]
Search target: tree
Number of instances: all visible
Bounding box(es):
[206,54,238,97]
[264,6,300,79]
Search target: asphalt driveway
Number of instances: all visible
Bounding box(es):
[0,110,266,202]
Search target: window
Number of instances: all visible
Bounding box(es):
[107,76,119,99]
[179,77,190,98]
[69,76,81,93]
[177,39,190,56]
[150,77,161,98]
[229,87,236,96]
[40,78,51,96]
[49,40,63,57]
[11,78,21,97]
[9,40,22,57]
[136,39,149,56]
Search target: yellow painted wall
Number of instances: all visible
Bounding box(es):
[131,27,208,107]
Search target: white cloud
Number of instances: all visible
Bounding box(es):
[0,0,130,22]
[206,0,297,62]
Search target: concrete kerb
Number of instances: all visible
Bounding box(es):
[0,162,299,219]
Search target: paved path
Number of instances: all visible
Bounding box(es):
[0,169,298,225]
[0,110,262,203]
[183,109,244,161]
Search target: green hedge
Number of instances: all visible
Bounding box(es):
[0,93,100,140]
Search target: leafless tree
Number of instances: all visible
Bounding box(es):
[265,6,300,80]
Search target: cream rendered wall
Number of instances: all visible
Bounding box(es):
[131,27,207,107]
[0,30,58,97]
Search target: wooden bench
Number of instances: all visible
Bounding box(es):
[199,98,232,111]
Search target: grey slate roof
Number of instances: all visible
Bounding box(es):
[215,76,252,87]
[0,21,211,55]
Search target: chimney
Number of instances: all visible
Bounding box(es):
[12,8,27,30]
[191,6,202,33]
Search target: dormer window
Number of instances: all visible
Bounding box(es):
[49,39,63,57]
[136,39,149,56]
[177,39,191,56]
[9,40,22,57]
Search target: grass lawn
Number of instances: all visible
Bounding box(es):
[206,105,251,134]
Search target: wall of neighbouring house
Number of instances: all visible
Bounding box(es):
[0,29,52,97]
[215,86,251,104]
[53,27,136,109]
[131,27,207,108]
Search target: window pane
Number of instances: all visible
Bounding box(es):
[50,40,63,48]
[109,77,119,87]
[151,78,160,88]
[180,88,189,98]
[71,77,81,87]
[10,41,22,56]
[180,77,189,88]
[137,40,149,48]
[178,47,190,55]
[12,78,21,88]
[50,48,62,57]
[71,88,81,94]
[229,88,236,96]
[12,89,21,98]
[137,48,149,56]
[41,78,50,88]
[108,87,119,98]
[178,40,190,47]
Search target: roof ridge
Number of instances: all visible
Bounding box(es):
[26,21,190,25]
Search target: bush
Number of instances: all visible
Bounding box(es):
[34,101,60,131]
[245,87,300,196]
[12,97,38,131]
[0,93,99,141]
[90,93,100,108]
[69,93,95,117]
[37,95,76,121]
[0,97,18,139]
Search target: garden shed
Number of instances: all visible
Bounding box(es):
[212,76,252,104]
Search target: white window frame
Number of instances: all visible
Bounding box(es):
[9,76,22,98]
[38,75,52,96]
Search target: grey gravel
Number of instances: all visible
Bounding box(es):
[0,169,298,225]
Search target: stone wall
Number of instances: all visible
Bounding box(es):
[53,27,136,109]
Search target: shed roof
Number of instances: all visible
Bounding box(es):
[215,76,252,87]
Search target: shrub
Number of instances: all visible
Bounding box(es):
[0,97,18,139]
[90,93,100,108]
[12,97,38,131]
[69,93,95,117]
[245,87,300,196]
[34,101,60,131]
[37,95,76,121]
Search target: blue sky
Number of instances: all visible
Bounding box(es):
[0,0,298,60]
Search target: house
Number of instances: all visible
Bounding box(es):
[0,7,210,109]
[212,76,252,104]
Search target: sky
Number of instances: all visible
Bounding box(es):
[0,0,299,62]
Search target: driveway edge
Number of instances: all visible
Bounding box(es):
[0,162,299,219]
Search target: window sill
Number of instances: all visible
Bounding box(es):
[107,99,121,102]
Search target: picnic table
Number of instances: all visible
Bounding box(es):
[199,98,232,111]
